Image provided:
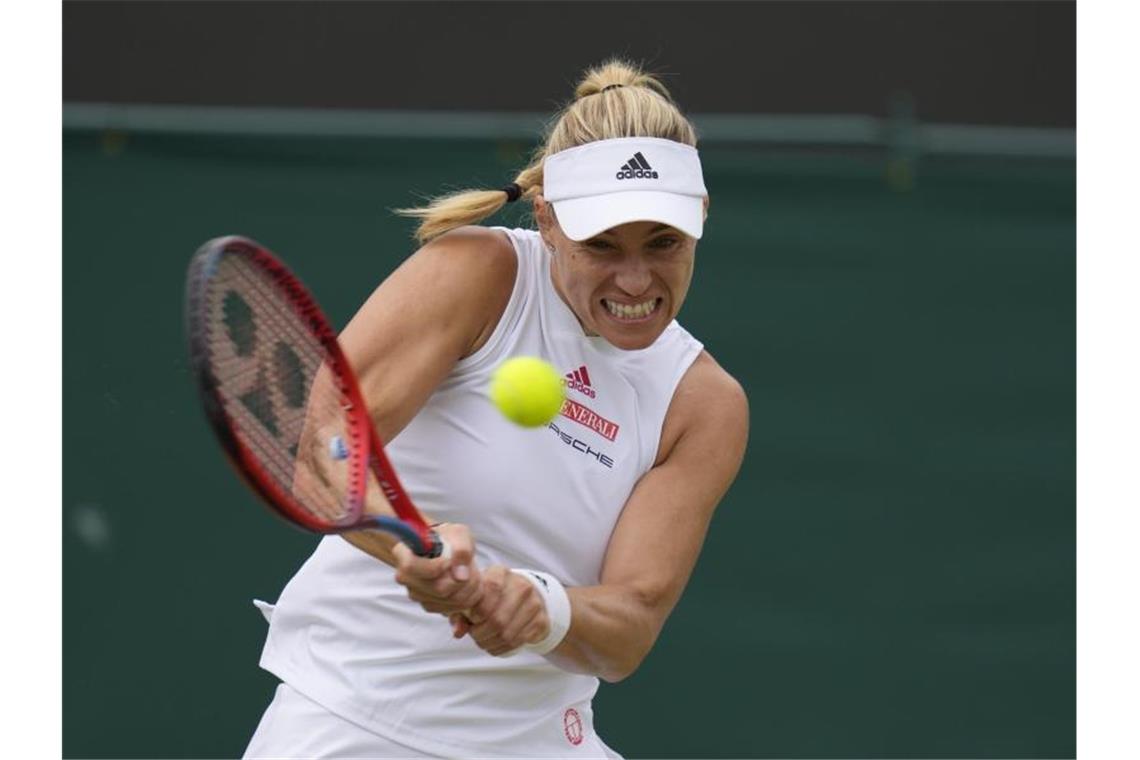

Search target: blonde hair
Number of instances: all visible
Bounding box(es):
[395,59,699,244]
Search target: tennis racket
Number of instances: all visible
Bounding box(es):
[185,235,446,557]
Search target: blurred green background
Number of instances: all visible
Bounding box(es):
[63,130,1074,758]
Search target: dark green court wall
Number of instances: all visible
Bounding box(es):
[63,132,1074,758]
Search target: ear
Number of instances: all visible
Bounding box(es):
[533,195,552,231]
[533,195,558,250]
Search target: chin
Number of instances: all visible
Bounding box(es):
[608,335,657,350]
[597,325,665,351]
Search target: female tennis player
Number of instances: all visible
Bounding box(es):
[244,59,748,758]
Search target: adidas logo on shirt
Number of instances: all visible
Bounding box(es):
[564,365,597,398]
[615,152,659,180]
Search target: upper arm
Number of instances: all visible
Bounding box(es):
[337,226,517,442]
[599,352,749,632]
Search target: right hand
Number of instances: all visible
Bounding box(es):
[447,566,551,655]
[392,522,483,616]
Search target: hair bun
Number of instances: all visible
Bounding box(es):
[573,58,674,102]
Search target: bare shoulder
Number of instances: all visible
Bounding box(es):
[655,351,749,467]
[396,225,518,357]
[413,225,517,286]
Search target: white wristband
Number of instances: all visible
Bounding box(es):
[511,569,571,655]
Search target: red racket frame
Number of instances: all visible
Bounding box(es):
[185,235,441,556]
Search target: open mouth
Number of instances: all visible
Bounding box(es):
[601,297,662,322]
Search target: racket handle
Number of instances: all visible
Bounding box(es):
[370,516,451,559]
[423,529,452,560]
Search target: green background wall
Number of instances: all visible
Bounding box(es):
[63,131,1074,757]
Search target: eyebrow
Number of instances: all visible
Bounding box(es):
[598,223,673,237]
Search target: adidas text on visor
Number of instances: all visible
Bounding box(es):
[543,137,707,241]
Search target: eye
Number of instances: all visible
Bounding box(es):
[649,235,681,250]
[584,238,616,251]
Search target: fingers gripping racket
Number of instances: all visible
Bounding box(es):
[185,235,446,557]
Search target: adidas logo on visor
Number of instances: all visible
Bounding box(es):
[615,152,659,180]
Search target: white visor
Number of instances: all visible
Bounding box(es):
[543,137,707,241]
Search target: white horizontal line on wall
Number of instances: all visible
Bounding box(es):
[62,102,1074,159]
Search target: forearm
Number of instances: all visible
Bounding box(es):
[294,388,417,568]
[545,585,666,683]
[339,530,399,566]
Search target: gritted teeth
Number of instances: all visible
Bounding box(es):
[603,297,660,320]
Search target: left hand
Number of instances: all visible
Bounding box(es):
[392,523,484,615]
[449,565,551,656]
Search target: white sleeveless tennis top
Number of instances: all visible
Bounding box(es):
[256,227,704,757]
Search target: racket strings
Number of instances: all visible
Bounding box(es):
[223,384,345,510]
[205,256,355,524]
[218,260,330,379]
[219,340,351,522]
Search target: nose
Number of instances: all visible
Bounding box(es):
[613,254,652,297]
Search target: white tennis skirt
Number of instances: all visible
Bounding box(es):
[244,682,437,759]
[243,681,624,759]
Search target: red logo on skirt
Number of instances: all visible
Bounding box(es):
[563,708,583,746]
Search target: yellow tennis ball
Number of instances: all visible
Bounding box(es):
[489,356,566,427]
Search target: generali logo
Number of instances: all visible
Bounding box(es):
[559,398,619,442]
[564,365,596,399]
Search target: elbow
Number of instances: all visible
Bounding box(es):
[554,636,650,683]
[597,630,656,683]
[571,586,668,682]
[599,662,639,684]
[597,592,668,682]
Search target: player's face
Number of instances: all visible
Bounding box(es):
[539,201,699,351]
